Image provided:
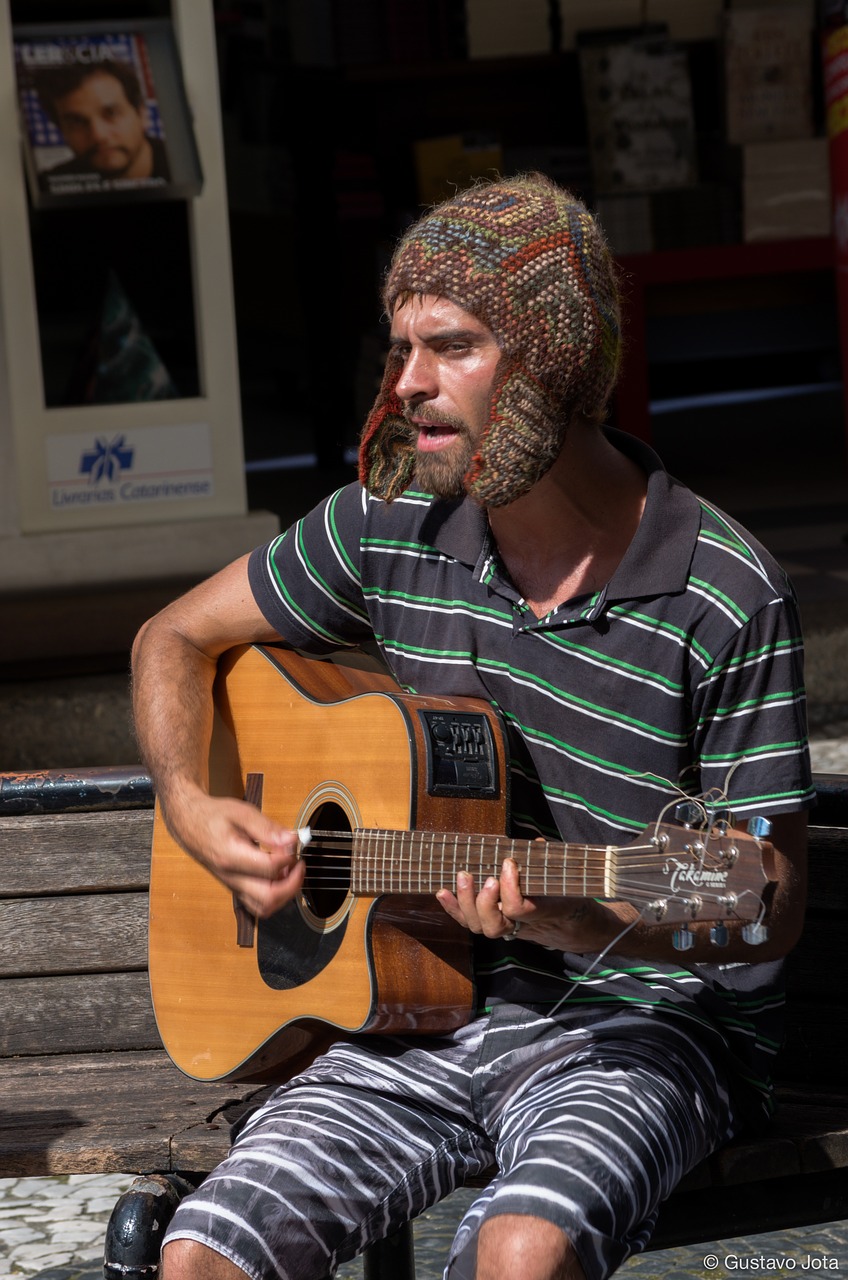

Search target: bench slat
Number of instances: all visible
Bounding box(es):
[0,1049,265,1176]
[1,971,159,1055]
[0,892,148,976]
[0,809,152,897]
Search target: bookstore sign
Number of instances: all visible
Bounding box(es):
[46,422,215,512]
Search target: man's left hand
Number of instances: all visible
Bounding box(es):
[436,858,595,949]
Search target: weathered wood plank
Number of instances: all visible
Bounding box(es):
[0,810,152,897]
[0,1050,264,1176]
[0,892,148,976]
[1,972,160,1055]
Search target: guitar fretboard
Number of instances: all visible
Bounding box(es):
[349,829,615,898]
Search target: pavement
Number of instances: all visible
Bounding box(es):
[3,468,848,1279]
[1,1172,847,1279]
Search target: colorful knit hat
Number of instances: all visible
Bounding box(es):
[358,173,622,507]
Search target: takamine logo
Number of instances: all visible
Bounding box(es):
[79,435,135,484]
[665,858,730,894]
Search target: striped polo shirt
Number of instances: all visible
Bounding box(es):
[249,430,813,1121]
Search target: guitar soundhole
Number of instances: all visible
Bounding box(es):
[256,799,352,991]
[302,801,352,922]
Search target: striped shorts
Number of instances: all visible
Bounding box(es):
[164,1003,737,1280]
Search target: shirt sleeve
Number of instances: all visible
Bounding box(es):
[247,483,374,652]
[690,589,814,818]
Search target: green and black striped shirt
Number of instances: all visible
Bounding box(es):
[249,430,813,1121]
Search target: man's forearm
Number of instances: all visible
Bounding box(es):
[131,615,219,812]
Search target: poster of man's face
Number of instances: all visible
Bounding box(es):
[44,62,156,179]
[15,33,172,199]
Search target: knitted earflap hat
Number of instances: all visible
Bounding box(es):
[358,172,622,507]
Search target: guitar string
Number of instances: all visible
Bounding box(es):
[298,844,741,877]
[289,862,761,913]
[304,831,735,863]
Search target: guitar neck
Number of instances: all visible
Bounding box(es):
[350,829,614,898]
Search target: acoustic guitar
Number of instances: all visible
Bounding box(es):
[148,644,775,1084]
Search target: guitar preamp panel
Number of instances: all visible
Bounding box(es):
[418,709,499,799]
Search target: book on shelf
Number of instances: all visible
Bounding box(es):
[724,5,814,144]
[580,35,698,194]
[465,0,552,59]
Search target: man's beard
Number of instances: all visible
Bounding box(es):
[404,408,476,500]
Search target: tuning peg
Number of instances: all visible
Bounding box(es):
[674,801,702,828]
[672,925,697,951]
[709,922,730,947]
[709,808,734,835]
[747,816,772,840]
[742,921,770,945]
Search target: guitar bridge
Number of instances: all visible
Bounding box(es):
[418,709,499,798]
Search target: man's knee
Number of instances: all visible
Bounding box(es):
[160,1237,249,1280]
[476,1213,585,1280]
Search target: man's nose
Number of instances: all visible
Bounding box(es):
[394,347,437,402]
[89,116,112,142]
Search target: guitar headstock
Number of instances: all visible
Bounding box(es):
[612,814,775,943]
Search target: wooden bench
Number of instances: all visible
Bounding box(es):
[2,766,848,1277]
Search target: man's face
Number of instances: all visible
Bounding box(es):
[390,294,501,499]
[53,71,149,178]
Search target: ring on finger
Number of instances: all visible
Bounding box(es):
[503,917,522,940]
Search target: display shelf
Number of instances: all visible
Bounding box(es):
[614,236,838,443]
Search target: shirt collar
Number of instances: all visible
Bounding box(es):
[411,428,701,610]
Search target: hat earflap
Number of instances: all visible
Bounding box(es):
[465,361,566,508]
[358,350,417,502]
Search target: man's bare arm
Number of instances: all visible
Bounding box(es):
[131,554,306,916]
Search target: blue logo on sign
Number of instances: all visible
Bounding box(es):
[80,435,135,483]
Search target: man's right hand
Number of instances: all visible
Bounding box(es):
[161,785,306,919]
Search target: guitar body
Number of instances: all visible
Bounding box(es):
[148,644,509,1083]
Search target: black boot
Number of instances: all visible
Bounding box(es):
[103,1172,202,1279]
